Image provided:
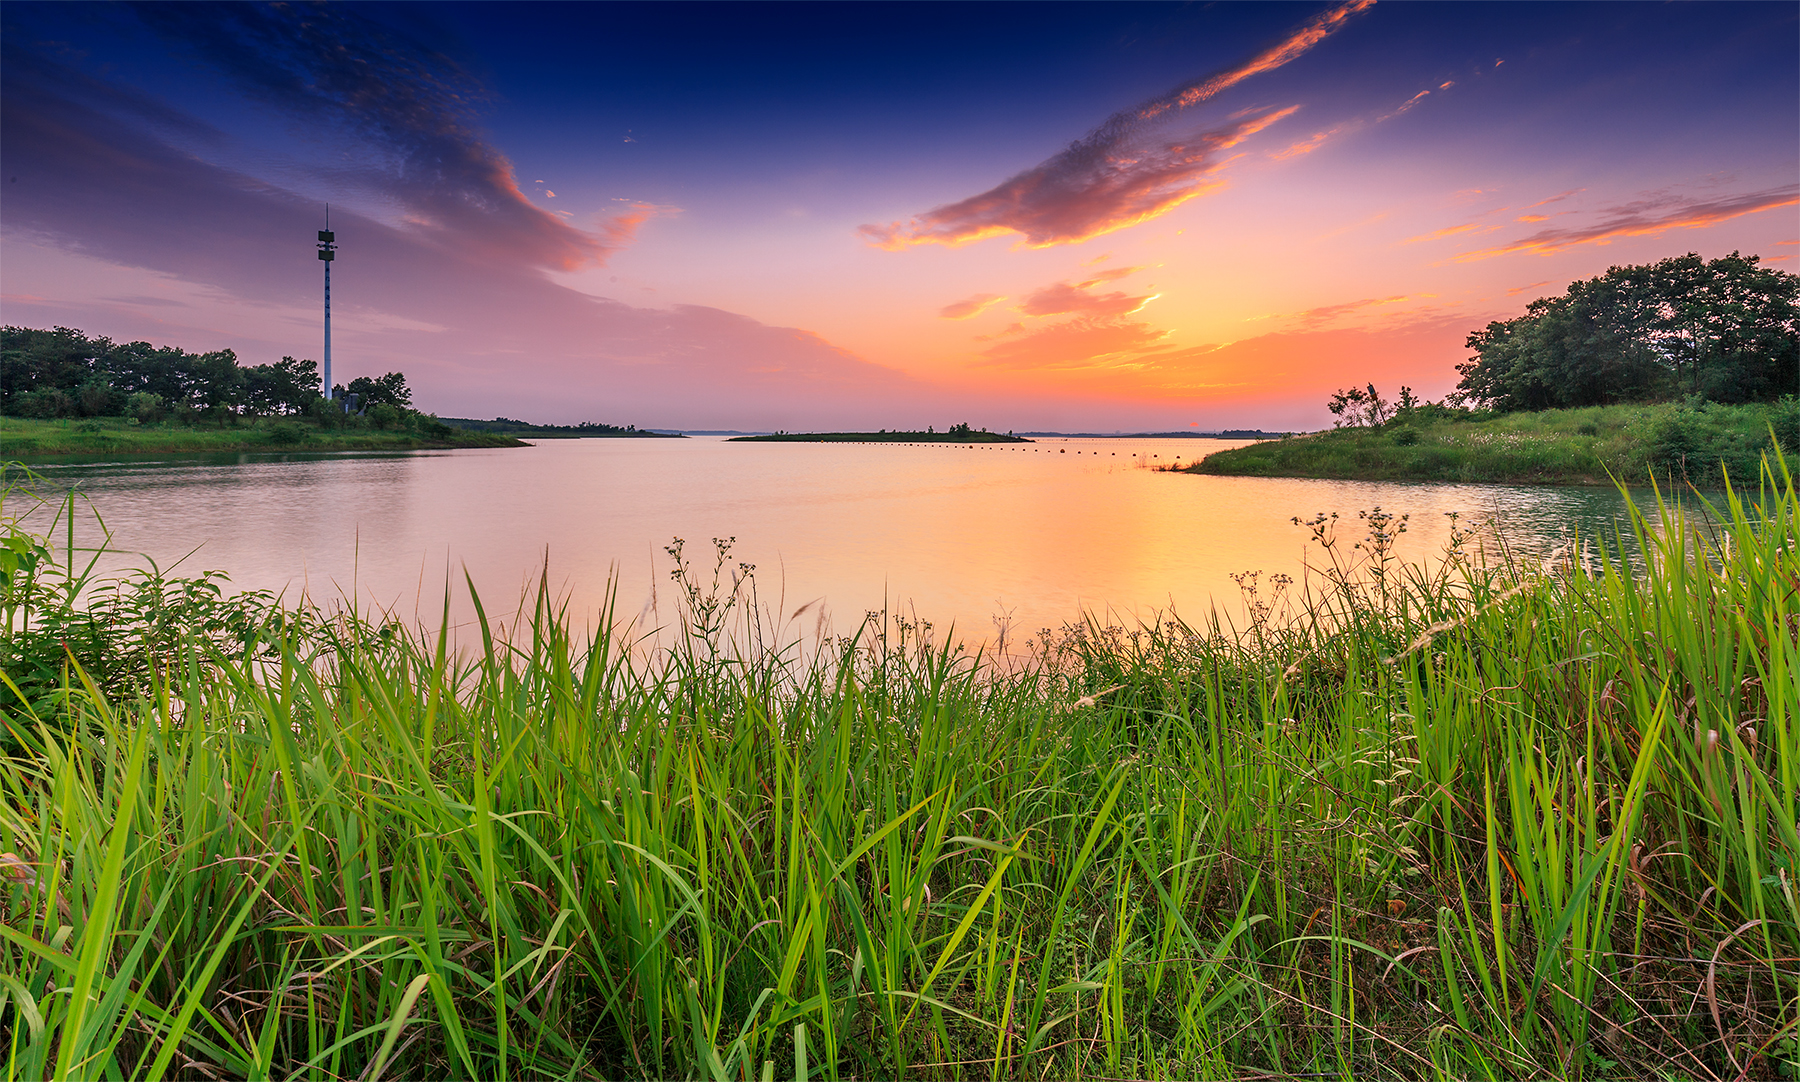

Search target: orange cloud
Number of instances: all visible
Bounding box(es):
[1383,89,1431,120]
[938,293,1006,319]
[861,107,1297,250]
[1529,189,1584,208]
[1287,294,1413,329]
[1019,280,1157,319]
[978,317,1170,371]
[860,2,1371,250]
[1515,214,1548,223]
[595,200,680,249]
[1078,266,1139,287]
[1271,127,1341,159]
[1457,186,1800,260]
[1404,222,1482,244]
[1505,280,1553,295]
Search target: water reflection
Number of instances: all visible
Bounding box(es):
[20,437,1648,647]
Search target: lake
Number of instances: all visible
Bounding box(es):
[20,436,1640,651]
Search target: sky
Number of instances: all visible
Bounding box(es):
[2,1,1796,432]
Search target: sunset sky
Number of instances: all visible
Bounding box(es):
[3,1,1795,431]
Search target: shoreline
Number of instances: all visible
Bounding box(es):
[1177,400,1796,486]
[0,416,525,460]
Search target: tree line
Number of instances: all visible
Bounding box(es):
[0,325,415,424]
[1453,252,1797,411]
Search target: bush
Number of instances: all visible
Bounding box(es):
[267,421,307,445]
[125,392,165,424]
[367,402,404,430]
[77,380,117,417]
[1390,425,1420,446]
[1772,396,1800,454]
[1648,408,1707,477]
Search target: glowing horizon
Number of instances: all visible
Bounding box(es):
[2,1,1794,432]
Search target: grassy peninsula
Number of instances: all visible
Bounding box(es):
[0,415,521,459]
[1184,399,1800,485]
[3,461,1795,1080]
[732,423,1029,443]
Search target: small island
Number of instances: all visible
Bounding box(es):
[732,423,1029,443]
[440,417,683,439]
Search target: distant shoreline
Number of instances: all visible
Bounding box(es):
[730,430,1031,443]
[441,418,683,439]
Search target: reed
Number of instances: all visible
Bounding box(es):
[1,458,1795,1080]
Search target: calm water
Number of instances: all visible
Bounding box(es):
[22,437,1639,648]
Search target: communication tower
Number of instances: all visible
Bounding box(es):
[317,208,337,403]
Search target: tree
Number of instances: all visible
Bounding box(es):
[345,371,413,410]
[1326,383,1394,427]
[242,357,320,415]
[1454,252,1798,410]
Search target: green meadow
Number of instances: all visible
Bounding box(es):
[1185,399,1800,486]
[1,460,1796,1080]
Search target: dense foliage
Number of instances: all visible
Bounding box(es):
[2,462,1795,1080]
[1454,252,1798,411]
[0,325,424,432]
[0,326,327,421]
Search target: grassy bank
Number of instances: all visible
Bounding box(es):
[1,463,1796,1079]
[1184,399,1800,485]
[0,415,524,459]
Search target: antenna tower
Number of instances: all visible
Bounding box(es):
[317,207,337,404]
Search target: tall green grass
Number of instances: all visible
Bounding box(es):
[1,460,1796,1079]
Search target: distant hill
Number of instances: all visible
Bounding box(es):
[441,417,684,438]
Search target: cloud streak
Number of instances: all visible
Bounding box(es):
[860,1,1372,249]
[1018,281,1156,319]
[129,2,609,271]
[1455,186,1800,260]
[938,293,1006,319]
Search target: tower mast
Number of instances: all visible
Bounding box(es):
[317,207,337,404]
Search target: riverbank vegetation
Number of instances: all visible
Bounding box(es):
[1191,251,1797,485]
[0,326,524,457]
[733,423,1029,443]
[2,456,1795,1080]
[1185,399,1800,485]
[0,415,522,458]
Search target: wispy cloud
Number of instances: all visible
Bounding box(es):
[1404,222,1484,244]
[129,3,609,270]
[1244,294,1415,330]
[860,1,1372,250]
[1270,126,1342,160]
[939,293,1006,320]
[1018,279,1157,319]
[596,200,680,249]
[1456,186,1800,261]
[978,317,1169,371]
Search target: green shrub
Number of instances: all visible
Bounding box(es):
[267,420,307,445]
